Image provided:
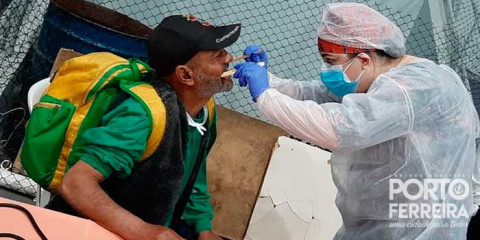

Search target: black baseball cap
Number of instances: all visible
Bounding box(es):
[147,15,241,78]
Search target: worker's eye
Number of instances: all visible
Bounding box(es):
[324,58,335,64]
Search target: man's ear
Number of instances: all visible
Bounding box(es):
[174,65,195,87]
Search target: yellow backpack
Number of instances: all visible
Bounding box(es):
[21,52,215,191]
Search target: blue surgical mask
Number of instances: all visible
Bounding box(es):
[320,57,366,97]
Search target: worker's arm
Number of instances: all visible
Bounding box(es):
[235,62,412,151]
[60,161,184,240]
[257,76,412,152]
[257,89,340,150]
[268,72,342,103]
[60,97,184,240]
[183,110,221,240]
[235,62,340,150]
[242,45,340,103]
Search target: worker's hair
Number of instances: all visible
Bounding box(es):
[348,50,398,62]
[346,50,401,81]
[347,49,400,72]
[373,50,398,61]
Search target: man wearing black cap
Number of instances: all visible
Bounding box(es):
[47,15,241,240]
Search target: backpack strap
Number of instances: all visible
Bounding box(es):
[206,97,215,126]
[120,81,166,160]
[113,83,212,161]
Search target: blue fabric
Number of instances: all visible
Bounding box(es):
[173,219,197,240]
[319,64,358,97]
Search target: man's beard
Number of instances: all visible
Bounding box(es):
[195,70,233,99]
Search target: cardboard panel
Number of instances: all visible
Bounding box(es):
[244,136,342,240]
[49,48,83,76]
[207,107,287,239]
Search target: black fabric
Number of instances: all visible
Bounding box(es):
[467,207,480,239]
[172,219,232,240]
[98,80,188,225]
[172,219,197,240]
[147,15,241,77]
[170,113,211,229]
[105,91,129,113]
[46,80,213,226]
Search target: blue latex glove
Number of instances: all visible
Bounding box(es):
[244,45,268,69]
[234,62,269,102]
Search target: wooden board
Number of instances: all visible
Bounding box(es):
[207,106,287,239]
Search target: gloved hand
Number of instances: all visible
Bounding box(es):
[234,62,269,102]
[244,45,268,69]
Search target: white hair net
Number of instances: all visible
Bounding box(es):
[317,3,406,57]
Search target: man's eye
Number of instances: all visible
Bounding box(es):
[217,51,226,58]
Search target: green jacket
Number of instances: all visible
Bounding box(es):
[81,97,216,233]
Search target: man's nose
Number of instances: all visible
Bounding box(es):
[225,52,233,63]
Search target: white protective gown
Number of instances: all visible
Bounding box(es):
[257,59,480,240]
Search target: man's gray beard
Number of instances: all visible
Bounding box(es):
[195,71,232,98]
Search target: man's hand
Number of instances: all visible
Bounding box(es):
[59,161,185,240]
[142,224,185,240]
[198,230,222,240]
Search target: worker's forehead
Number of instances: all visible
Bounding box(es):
[320,52,346,57]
